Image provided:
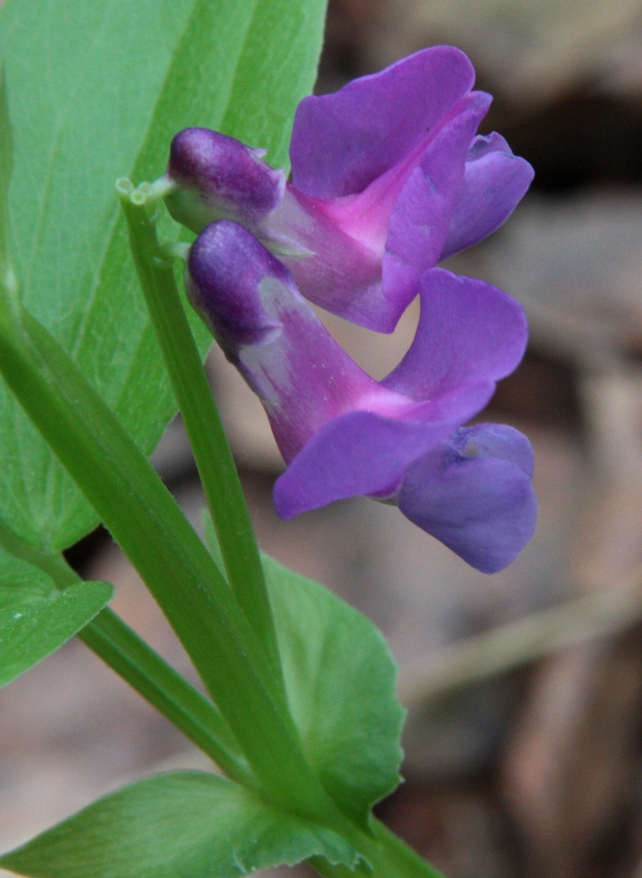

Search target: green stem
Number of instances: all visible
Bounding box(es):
[310,819,445,878]
[0,537,444,878]
[369,819,445,878]
[0,302,448,878]
[118,182,283,698]
[0,517,252,786]
[0,301,337,822]
[79,608,255,787]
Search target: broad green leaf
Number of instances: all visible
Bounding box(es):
[0,771,358,878]
[0,0,327,551]
[0,548,112,687]
[203,516,405,828]
[0,67,12,278]
[267,555,405,828]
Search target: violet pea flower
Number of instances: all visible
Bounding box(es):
[187,220,537,573]
[164,46,534,333]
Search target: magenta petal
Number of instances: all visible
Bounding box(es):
[272,186,388,330]
[273,411,457,518]
[440,133,535,260]
[383,269,527,400]
[398,426,537,573]
[290,46,476,199]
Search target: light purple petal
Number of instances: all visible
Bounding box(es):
[273,411,457,518]
[398,426,537,573]
[440,133,535,260]
[383,269,528,400]
[272,379,501,519]
[453,423,535,477]
[377,94,492,329]
[416,382,497,425]
[384,92,492,273]
[290,46,476,199]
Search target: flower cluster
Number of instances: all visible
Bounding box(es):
[164,46,538,573]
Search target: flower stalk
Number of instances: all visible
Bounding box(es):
[116,179,285,704]
[0,293,338,823]
[79,608,254,785]
[0,516,252,785]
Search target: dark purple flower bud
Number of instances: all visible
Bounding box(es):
[187,219,287,353]
[165,47,533,333]
[187,222,536,572]
[165,128,285,238]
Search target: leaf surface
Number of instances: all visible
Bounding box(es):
[0,547,112,687]
[266,554,405,827]
[203,518,405,828]
[0,771,358,878]
[0,0,327,550]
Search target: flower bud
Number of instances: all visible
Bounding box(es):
[186,219,287,352]
[165,128,285,234]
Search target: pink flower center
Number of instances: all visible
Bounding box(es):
[315,132,432,254]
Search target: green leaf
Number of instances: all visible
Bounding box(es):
[203,517,405,828]
[0,771,359,878]
[0,66,13,279]
[0,0,327,551]
[267,556,405,828]
[0,549,112,687]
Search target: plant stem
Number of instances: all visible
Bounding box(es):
[0,300,448,878]
[118,182,284,699]
[79,608,255,786]
[369,819,445,878]
[0,302,336,823]
[309,818,445,878]
[0,516,252,785]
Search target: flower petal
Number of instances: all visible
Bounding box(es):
[187,220,398,461]
[290,46,476,199]
[454,423,535,478]
[377,93,492,330]
[398,425,537,573]
[383,269,528,400]
[270,186,386,329]
[384,92,492,274]
[280,92,494,333]
[273,411,455,518]
[272,379,497,519]
[440,133,535,260]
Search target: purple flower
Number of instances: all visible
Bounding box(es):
[187,221,537,573]
[165,46,534,332]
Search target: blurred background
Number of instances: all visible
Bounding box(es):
[4,1,642,876]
